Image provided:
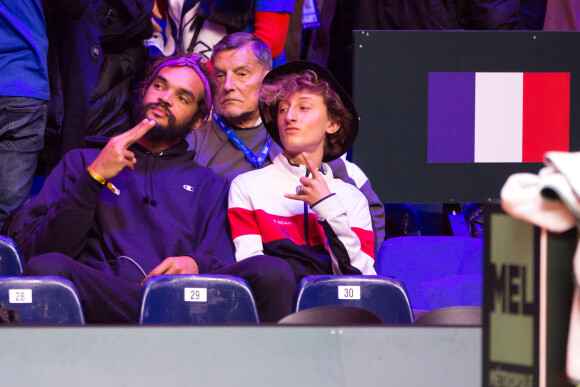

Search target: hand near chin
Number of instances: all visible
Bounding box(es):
[284,152,332,207]
[88,119,155,180]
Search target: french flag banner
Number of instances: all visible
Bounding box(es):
[428,72,570,163]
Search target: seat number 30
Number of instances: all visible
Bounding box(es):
[338,286,360,300]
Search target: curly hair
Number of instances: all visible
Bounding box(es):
[135,53,216,123]
[259,70,352,160]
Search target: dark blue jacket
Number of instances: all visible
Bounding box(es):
[6,139,234,279]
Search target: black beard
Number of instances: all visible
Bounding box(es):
[132,99,195,143]
[144,118,192,143]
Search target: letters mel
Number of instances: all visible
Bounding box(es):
[483,211,538,387]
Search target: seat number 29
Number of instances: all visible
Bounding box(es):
[184,288,207,302]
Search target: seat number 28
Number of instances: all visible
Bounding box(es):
[9,289,32,303]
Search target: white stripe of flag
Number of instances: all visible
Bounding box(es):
[474,73,523,162]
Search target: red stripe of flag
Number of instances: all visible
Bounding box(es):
[522,73,570,162]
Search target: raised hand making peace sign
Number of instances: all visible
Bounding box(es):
[284,152,333,207]
[88,119,156,181]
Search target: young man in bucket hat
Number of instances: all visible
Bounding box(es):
[228,61,377,282]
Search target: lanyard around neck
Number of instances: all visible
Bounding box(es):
[213,111,271,168]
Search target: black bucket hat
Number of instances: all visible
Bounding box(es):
[259,61,359,162]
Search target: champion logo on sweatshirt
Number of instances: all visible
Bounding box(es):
[183,185,195,192]
[427,72,570,163]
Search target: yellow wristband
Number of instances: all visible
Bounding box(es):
[87,167,120,195]
[87,167,106,185]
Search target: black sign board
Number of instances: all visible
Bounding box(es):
[353,31,580,203]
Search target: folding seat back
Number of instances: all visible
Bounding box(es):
[377,236,483,311]
[383,203,422,238]
[278,305,383,325]
[0,276,85,324]
[0,236,23,276]
[295,275,413,324]
[413,306,482,326]
[139,275,259,324]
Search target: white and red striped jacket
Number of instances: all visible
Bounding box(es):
[228,154,376,280]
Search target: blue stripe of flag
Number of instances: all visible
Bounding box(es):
[428,73,475,163]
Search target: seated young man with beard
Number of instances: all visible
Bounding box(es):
[3,53,295,324]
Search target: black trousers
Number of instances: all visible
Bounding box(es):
[22,253,296,324]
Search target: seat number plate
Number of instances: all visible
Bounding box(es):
[338,286,360,300]
[9,289,32,303]
[184,288,207,302]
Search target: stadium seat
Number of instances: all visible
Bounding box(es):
[0,276,85,324]
[463,203,484,238]
[447,210,470,237]
[376,236,483,311]
[278,305,383,325]
[139,275,260,324]
[383,203,421,238]
[413,306,482,326]
[0,235,23,276]
[294,275,414,324]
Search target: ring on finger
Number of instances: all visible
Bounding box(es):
[296,184,305,195]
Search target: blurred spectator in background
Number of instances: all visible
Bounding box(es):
[543,0,580,30]
[0,0,87,230]
[41,0,154,174]
[352,0,546,31]
[145,0,294,67]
